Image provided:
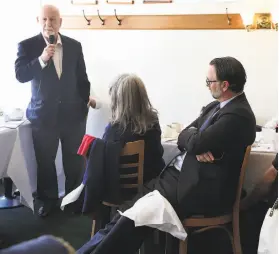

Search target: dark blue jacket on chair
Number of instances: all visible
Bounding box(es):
[15,33,90,127]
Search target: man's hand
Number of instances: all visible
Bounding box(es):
[196,152,214,163]
[87,96,97,108]
[40,44,55,63]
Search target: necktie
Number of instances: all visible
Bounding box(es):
[199,104,220,132]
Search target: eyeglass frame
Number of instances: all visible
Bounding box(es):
[206,78,220,87]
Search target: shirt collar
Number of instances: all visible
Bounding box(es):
[42,33,62,46]
[220,92,243,108]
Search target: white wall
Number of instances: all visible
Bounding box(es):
[1,0,278,127]
[54,0,278,126]
[60,28,278,126]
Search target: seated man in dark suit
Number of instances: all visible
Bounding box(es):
[77,56,256,254]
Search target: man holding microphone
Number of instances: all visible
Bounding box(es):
[15,4,96,217]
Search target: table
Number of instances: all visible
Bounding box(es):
[162,141,276,195]
[0,121,65,211]
[0,105,111,211]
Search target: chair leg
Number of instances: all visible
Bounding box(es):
[192,225,237,254]
[216,226,236,254]
[179,238,188,254]
[232,220,242,254]
[139,243,145,254]
[91,220,96,238]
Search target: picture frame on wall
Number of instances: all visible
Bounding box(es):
[71,0,98,4]
[143,0,172,3]
[107,0,134,4]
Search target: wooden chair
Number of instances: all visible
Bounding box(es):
[179,146,252,254]
[91,140,145,237]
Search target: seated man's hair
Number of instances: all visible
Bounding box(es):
[210,57,247,93]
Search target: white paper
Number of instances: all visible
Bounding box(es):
[119,190,187,240]
[60,183,85,210]
[86,103,110,138]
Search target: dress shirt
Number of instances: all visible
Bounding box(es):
[38,34,63,79]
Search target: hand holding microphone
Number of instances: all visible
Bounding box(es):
[40,34,56,64]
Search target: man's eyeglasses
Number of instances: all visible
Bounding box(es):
[206,78,218,87]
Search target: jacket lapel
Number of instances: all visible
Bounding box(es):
[35,34,47,57]
[212,93,247,119]
[198,101,219,128]
[59,34,69,80]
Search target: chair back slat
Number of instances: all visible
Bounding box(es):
[120,163,139,168]
[120,173,138,179]
[120,184,139,188]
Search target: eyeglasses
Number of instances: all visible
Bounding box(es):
[206,78,219,87]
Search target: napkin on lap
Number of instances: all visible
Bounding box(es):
[118,190,187,240]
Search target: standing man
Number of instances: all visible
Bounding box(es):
[15,5,93,217]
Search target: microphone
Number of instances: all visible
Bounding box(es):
[49,34,55,44]
[48,35,55,64]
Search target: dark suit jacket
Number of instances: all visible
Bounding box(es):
[15,33,90,127]
[81,138,123,213]
[177,93,256,216]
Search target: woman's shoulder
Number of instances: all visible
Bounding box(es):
[147,120,162,133]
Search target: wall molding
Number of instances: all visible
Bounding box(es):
[61,13,272,30]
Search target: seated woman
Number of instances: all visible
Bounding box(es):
[63,74,165,211]
[90,73,165,183]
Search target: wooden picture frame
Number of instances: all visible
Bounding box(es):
[71,0,98,5]
[107,0,134,4]
[143,0,172,3]
[256,13,272,29]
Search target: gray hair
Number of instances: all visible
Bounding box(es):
[109,73,158,134]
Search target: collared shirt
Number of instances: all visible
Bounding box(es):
[173,92,243,171]
[38,34,63,79]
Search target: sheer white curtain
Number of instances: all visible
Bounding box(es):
[0,1,41,111]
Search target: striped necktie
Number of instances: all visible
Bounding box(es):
[199,104,220,132]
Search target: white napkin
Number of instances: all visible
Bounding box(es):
[60,183,84,210]
[119,190,187,240]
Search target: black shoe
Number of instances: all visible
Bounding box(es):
[13,189,20,196]
[37,201,57,218]
[37,205,51,218]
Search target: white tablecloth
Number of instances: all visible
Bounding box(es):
[0,121,65,211]
[0,123,36,210]
[162,141,276,195]
[0,105,110,211]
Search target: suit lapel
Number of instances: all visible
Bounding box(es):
[198,101,219,127]
[215,93,246,115]
[60,34,69,80]
[209,93,247,124]
[36,34,47,57]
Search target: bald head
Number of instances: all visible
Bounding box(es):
[37,5,62,40]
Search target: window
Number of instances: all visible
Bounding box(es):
[0,1,40,111]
